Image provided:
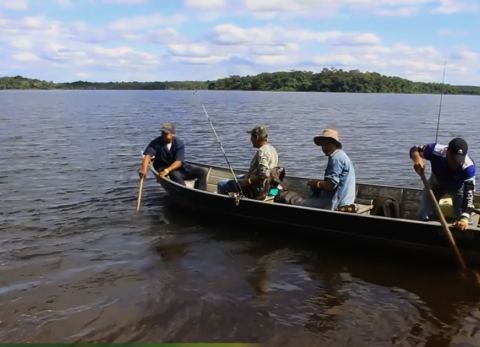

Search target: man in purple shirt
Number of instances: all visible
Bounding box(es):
[410,137,476,231]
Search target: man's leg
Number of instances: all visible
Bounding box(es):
[217,178,241,194]
[184,165,208,191]
[417,177,446,221]
[169,170,186,186]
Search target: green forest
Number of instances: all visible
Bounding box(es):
[1,69,479,95]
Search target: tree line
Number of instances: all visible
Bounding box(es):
[1,69,479,95]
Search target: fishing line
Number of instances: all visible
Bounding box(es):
[193,91,244,196]
[435,60,447,143]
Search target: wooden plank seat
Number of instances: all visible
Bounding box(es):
[355,198,374,215]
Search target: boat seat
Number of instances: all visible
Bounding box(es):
[355,198,374,215]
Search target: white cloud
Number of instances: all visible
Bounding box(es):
[102,0,145,4]
[108,13,187,32]
[0,0,28,11]
[185,0,225,10]
[9,37,32,49]
[171,55,229,64]
[432,0,480,13]
[213,24,381,47]
[242,1,431,19]
[373,6,421,16]
[12,51,38,61]
[168,43,211,57]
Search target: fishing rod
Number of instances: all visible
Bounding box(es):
[435,60,447,143]
[195,92,244,197]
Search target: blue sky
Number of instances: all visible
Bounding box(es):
[0,0,479,85]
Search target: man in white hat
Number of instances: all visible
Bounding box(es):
[304,128,356,210]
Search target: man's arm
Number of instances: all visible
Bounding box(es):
[306,179,334,191]
[307,156,341,192]
[159,160,182,177]
[453,178,475,231]
[139,154,152,178]
[410,145,426,174]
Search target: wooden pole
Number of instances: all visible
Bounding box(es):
[419,172,467,270]
[136,177,145,213]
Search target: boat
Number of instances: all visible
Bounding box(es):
[153,162,480,266]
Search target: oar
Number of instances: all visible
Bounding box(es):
[419,171,467,270]
[135,176,145,213]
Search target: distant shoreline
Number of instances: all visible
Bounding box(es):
[2,69,480,95]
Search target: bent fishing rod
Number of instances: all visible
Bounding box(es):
[196,93,244,197]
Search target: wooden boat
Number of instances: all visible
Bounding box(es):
[154,162,480,266]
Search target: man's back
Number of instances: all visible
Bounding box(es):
[248,143,278,176]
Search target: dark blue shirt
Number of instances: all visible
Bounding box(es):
[143,136,185,171]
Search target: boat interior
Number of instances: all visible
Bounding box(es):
[182,163,480,226]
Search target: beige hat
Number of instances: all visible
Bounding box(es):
[313,128,342,148]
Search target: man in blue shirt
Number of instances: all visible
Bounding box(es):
[138,122,207,190]
[304,128,356,210]
[410,137,476,231]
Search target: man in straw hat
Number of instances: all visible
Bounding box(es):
[304,128,356,210]
[217,125,278,200]
[139,122,208,190]
[410,137,476,231]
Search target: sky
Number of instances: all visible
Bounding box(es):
[0,0,479,85]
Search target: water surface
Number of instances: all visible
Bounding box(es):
[1,90,480,345]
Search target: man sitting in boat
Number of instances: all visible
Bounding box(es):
[138,122,208,190]
[410,137,475,231]
[217,125,278,200]
[303,128,356,211]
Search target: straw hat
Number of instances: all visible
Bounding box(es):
[313,128,342,148]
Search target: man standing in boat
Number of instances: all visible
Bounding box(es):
[410,137,476,231]
[304,128,356,210]
[217,125,278,200]
[138,122,208,190]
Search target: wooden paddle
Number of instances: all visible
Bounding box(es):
[419,171,467,270]
[135,176,145,213]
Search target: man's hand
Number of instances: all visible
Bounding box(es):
[159,168,170,177]
[307,180,320,189]
[413,159,425,175]
[138,167,147,179]
[453,217,469,231]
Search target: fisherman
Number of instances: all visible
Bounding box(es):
[138,122,208,190]
[217,125,278,200]
[410,137,476,231]
[303,128,356,210]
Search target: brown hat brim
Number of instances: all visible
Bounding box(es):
[313,136,342,148]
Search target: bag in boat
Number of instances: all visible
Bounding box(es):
[371,197,401,218]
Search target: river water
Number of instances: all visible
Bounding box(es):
[1,90,480,345]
